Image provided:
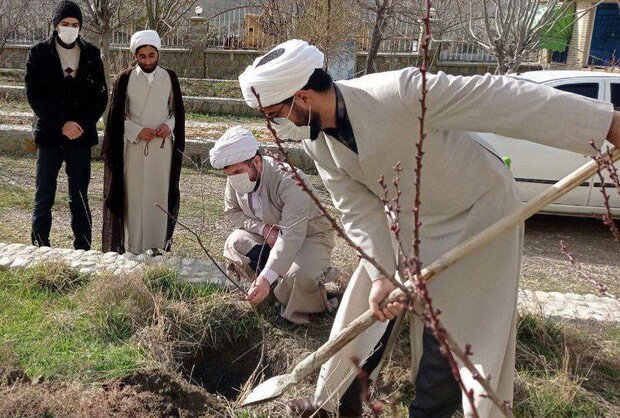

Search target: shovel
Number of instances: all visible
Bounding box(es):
[241,147,620,407]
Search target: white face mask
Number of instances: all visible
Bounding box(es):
[58,26,79,44]
[273,97,312,141]
[228,170,257,194]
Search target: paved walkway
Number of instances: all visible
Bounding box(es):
[1,242,619,324]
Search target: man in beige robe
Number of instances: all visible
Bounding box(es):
[210,126,338,324]
[238,40,620,417]
[102,30,185,255]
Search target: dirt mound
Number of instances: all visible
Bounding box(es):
[0,368,229,418]
[0,366,30,386]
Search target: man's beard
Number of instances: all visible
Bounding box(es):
[296,108,322,140]
[139,61,158,73]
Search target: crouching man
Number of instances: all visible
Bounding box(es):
[210,126,338,324]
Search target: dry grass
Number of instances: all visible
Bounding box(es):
[78,272,155,342]
[24,261,84,293]
[514,314,620,417]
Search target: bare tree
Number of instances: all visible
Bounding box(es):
[143,0,198,38]
[248,0,303,46]
[294,0,360,65]
[356,0,437,74]
[455,0,594,74]
[79,0,140,88]
[357,0,398,74]
[0,0,35,55]
[249,0,359,61]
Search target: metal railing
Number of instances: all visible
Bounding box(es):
[356,10,419,54]
[3,7,545,66]
[6,21,193,49]
[205,6,296,50]
[5,27,50,45]
[110,21,192,48]
[438,41,543,64]
[438,41,496,62]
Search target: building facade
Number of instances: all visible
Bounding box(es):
[552,0,619,69]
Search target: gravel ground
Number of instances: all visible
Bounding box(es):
[0,153,618,296]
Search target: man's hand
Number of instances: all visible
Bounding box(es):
[62,121,83,140]
[138,128,158,142]
[246,276,271,306]
[156,124,171,139]
[262,225,280,248]
[607,111,620,148]
[368,277,405,322]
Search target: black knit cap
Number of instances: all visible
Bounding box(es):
[51,0,83,28]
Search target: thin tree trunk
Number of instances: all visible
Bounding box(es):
[365,7,387,74]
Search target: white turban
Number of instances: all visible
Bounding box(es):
[130,30,161,54]
[209,126,259,169]
[238,39,324,109]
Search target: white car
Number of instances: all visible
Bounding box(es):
[481,71,620,217]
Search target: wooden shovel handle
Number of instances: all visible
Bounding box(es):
[291,147,619,380]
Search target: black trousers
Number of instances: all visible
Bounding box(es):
[339,324,462,417]
[246,243,271,273]
[31,144,92,250]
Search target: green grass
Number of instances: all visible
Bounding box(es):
[143,264,220,300]
[185,111,263,124]
[0,266,150,381]
[0,181,102,212]
[513,314,620,417]
[179,79,242,98]
[0,183,32,210]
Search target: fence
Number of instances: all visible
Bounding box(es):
[110,20,192,48]
[5,22,192,49]
[3,6,544,65]
[438,41,543,63]
[5,27,49,46]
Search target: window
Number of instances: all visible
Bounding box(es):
[611,83,620,110]
[588,4,620,66]
[551,49,568,64]
[554,83,600,99]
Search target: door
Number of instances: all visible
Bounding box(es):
[588,3,620,66]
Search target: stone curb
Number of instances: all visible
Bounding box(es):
[1,242,619,325]
[0,124,318,173]
[0,242,227,286]
[0,84,258,117]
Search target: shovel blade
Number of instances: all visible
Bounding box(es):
[240,373,295,407]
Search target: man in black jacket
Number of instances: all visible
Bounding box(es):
[25,0,107,250]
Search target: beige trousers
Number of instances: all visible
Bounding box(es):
[224,229,337,324]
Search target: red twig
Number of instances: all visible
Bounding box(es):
[589,142,620,241]
[590,140,620,195]
[560,240,615,298]
[400,2,485,416]
[154,203,247,294]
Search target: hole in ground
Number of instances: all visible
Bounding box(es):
[181,334,263,399]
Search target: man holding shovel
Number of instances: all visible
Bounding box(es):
[238,39,620,417]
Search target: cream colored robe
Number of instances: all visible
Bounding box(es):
[307,68,614,415]
[123,66,175,254]
[223,156,336,323]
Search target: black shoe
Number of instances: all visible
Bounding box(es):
[286,398,332,418]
